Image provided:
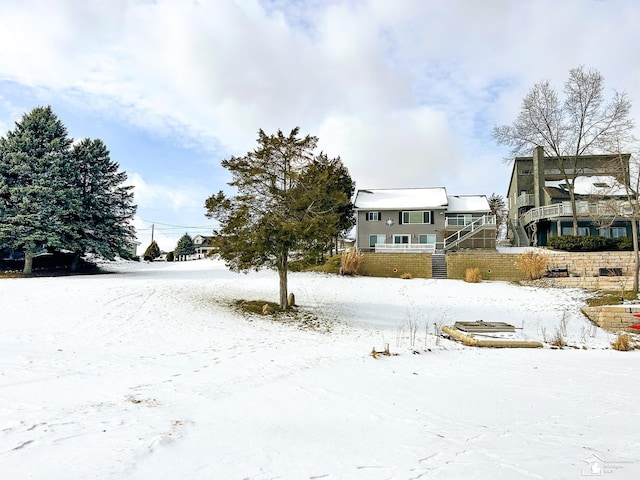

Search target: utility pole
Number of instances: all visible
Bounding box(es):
[151,224,154,243]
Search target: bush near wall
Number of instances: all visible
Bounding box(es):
[548,235,633,251]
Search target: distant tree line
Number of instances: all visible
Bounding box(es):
[0,106,137,273]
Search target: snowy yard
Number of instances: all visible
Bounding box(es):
[1,259,639,479]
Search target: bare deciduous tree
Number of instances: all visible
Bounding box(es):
[494,66,635,235]
[608,152,640,291]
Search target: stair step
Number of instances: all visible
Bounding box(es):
[431,253,448,279]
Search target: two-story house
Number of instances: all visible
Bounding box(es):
[507,146,634,246]
[354,187,495,252]
[193,234,216,256]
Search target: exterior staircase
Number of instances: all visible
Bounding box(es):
[431,250,448,279]
[510,220,529,247]
[444,215,496,251]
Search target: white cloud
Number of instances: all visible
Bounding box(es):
[318,105,461,190]
[1,0,639,204]
[127,172,207,213]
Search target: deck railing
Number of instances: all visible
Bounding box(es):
[516,193,535,208]
[444,215,496,250]
[521,200,635,225]
[374,243,436,254]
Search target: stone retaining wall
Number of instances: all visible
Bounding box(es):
[446,252,524,281]
[546,251,636,277]
[359,253,432,278]
[581,305,640,333]
[358,250,638,289]
[552,276,634,291]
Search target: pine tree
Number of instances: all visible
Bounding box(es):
[66,138,136,268]
[143,240,161,261]
[174,233,195,258]
[0,106,73,273]
[488,193,506,240]
[205,127,354,308]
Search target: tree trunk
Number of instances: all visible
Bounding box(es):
[23,251,34,274]
[70,252,81,272]
[568,185,579,236]
[632,218,639,292]
[277,250,288,309]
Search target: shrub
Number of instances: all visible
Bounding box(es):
[307,255,342,274]
[550,329,566,348]
[611,334,634,351]
[166,251,174,262]
[616,236,634,251]
[340,249,364,275]
[548,235,613,251]
[143,240,161,260]
[515,250,550,280]
[465,267,482,283]
[400,272,413,279]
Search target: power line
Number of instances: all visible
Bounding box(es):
[138,218,215,229]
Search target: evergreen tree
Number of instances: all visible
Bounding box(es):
[0,106,73,273]
[143,240,161,261]
[66,138,136,268]
[488,193,506,240]
[293,153,355,261]
[205,127,354,309]
[174,233,195,257]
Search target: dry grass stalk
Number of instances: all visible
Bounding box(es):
[340,248,364,276]
[515,250,550,280]
[465,267,482,283]
[611,334,634,351]
[550,329,565,348]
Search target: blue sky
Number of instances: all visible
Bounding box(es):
[1,0,639,253]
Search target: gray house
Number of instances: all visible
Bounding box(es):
[354,188,495,252]
[507,146,634,246]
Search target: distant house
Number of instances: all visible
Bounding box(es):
[507,146,635,246]
[193,235,216,256]
[354,187,495,252]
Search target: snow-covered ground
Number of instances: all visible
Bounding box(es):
[1,259,639,479]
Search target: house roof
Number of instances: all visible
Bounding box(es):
[446,195,490,213]
[545,175,628,197]
[354,188,448,210]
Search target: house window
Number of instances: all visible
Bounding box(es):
[369,234,385,248]
[600,227,627,238]
[393,235,410,244]
[562,226,590,236]
[460,214,472,225]
[366,211,380,221]
[419,234,436,244]
[402,211,431,224]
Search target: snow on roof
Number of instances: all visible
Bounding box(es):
[546,175,627,196]
[446,195,490,213]
[354,188,448,210]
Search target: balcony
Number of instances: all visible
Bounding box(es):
[516,193,535,208]
[445,216,494,229]
[521,200,636,225]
